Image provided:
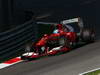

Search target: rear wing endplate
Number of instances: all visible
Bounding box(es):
[61,17,84,29]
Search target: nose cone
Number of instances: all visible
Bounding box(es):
[36,34,48,46]
[36,39,46,46]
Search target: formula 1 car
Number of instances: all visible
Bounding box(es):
[21,17,95,60]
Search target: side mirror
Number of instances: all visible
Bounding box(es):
[44,34,48,37]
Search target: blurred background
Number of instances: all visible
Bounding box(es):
[0,0,98,32]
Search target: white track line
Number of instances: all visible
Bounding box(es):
[79,68,100,75]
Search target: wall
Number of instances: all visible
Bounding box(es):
[12,0,80,24]
[0,0,99,35]
[0,0,9,32]
[12,0,97,23]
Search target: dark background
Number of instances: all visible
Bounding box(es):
[0,0,98,32]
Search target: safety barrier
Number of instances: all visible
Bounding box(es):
[0,20,37,60]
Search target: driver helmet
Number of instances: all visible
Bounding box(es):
[53,29,59,34]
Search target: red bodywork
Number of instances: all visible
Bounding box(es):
[22,24,77,59]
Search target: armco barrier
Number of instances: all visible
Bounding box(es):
[0,20,37,60]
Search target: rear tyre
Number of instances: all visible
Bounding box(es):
[81,28,95,43]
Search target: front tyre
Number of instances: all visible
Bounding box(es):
[59,36,72,48]
[21,56,27,60]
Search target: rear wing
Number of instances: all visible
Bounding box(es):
[37,22,57,25]
[36,17,84,30]
[61,17,84,29]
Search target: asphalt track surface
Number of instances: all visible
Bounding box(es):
[0,29,100,75]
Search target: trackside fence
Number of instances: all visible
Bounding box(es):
[0,20,37,60]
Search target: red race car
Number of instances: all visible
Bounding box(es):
[21,17,95,60]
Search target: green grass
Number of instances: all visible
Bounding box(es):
[84,69,100,75]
